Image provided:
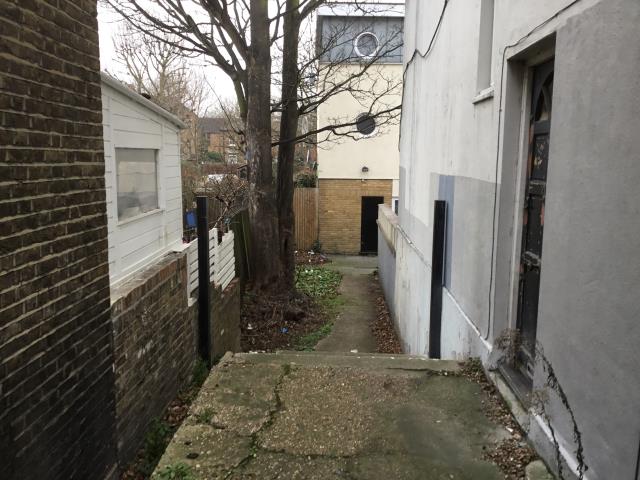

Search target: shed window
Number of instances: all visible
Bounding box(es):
[116,148,158,220]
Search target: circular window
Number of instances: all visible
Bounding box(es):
[356,114,376,136]
[354,32,379,59]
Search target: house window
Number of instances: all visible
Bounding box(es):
[356,113,376,136]
[354,31,379,59]
[476,0,495,92]
[392,197,399,215]
[116,148,158,221]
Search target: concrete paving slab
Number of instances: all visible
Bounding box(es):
[315,255,379,353]
[154,353,509,480]
[526,460,554,480]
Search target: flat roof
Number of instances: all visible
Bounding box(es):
[318,2,404,18]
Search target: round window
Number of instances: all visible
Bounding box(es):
[356,114,376,136]
[354,32,379,59]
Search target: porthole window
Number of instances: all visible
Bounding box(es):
[354,31,379,59]
[356,114,376,136]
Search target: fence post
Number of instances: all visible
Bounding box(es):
[196,196,212,365]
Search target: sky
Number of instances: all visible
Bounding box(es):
[97,2,237,112]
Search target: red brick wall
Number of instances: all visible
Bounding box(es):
[0,1,118,479]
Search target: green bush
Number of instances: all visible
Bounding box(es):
[206,151,224,163]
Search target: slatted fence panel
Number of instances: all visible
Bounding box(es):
[186,239,199,300]
[209,227,217,272]
[187,228,236,299]
[293,187,319,251]
[213,231,235,290]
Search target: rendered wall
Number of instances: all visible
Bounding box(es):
[0,1,118,478]
[317,64,402,182]
[530,1,640,477]
[397,0,638,477]
[376,205,397,320]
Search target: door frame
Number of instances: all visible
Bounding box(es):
[505,54,556,384]
[515,58,554,378]
[360,196,384,254]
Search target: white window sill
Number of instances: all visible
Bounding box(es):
[117,208,163,226]
[472,86,495,104]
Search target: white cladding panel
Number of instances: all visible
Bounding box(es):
[101,81,183,286]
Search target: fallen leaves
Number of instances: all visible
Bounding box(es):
[461,359,537,479]
[370,274,403,354]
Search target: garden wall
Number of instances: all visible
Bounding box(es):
[110,250,240,465]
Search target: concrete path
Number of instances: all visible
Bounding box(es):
[315,255,378,353]
[153,352,508,480]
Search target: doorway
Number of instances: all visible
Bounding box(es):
[516,59,554,380]
[360,196,383,254]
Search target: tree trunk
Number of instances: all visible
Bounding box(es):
[277,0,300,292]
[246,0,280,289]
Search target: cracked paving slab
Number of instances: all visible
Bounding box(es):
[153,353,508,479]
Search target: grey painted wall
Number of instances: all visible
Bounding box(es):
[534,1,640,477]
[443,175,494,339]
[377,228,396,319]
[320,16,403,64]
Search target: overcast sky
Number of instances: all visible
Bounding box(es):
[97,2,237,113]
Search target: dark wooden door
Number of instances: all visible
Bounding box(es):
[360,196,383,254]
[516,60,554,378]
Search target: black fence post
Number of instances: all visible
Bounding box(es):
[429,200,447,359]
[196,196,212,365]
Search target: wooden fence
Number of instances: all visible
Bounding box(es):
[293,187,319,251]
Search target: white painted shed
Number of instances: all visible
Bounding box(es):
[100,72,186,285]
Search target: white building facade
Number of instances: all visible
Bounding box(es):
[315,2,404,254]
[101,73,185,287]
[380,0,640,478]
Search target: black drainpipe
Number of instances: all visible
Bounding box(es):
[429,200,447,359]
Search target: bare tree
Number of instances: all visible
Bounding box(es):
[103,0,403,292]
[114,24,209,164]
[113,25,212,224]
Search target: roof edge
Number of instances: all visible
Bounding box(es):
[318,2,404,17]
[100,72,187,129]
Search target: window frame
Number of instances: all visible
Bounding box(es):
[115,147,162,224]
[475,0,495,96]
[355,113,377,137]
[354,31,380,60]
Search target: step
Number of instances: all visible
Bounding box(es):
[231,350,461,373]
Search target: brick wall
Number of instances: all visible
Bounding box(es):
[318,179,392,254]
[110,253,197,464]
[0,1,118,479]
[110,251,241,464]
